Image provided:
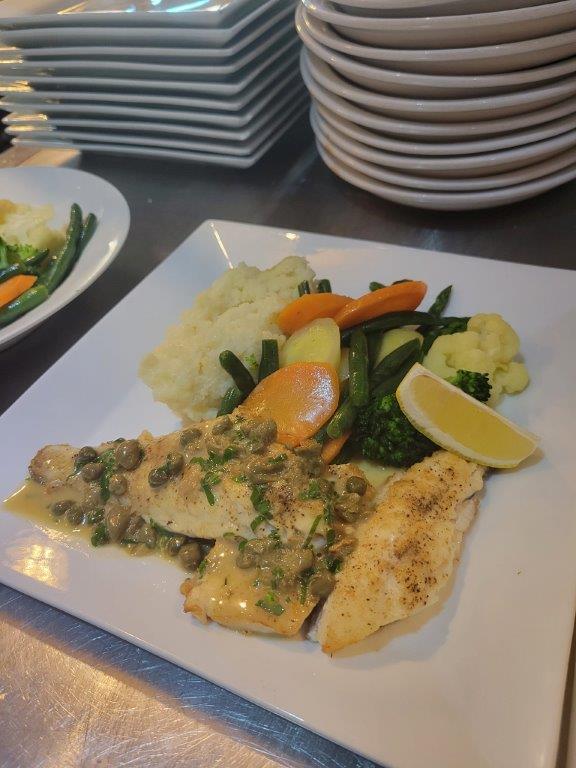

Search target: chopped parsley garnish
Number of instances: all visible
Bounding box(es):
[191,449,236,506]
[250,484,272,531]
[298,568,315,604]
[268,453,287,464]
[271,567,284,590]
[256,592,284,616]
[303,514,322,549]
[97,448,117,503]
[201,478,216,505]
[325,554,342,574]
[299,479,322,500]
[197,557,208,577]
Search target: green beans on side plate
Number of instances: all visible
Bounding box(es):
[219,350,255,396]
[258,339,279,382]
[349,329,369,407]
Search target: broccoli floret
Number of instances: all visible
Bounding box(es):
[448,369,491,402]
[355,394,436,468]
[7,242,40,264]
[354,369,492,467]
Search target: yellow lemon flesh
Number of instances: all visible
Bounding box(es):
[396,364,538,469]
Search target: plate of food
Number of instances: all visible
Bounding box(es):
[0,220,574,768]
[0,166,130,350]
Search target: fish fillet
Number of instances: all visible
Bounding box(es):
[312,451,484,654]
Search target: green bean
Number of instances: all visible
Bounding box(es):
[349,330,369,407]
[340,311,437,345]
[369,281,385,292]
[40,203,83,294]
[370,338,421,390]
[217,385,244,416]
[78,213,97,254]
[326,398,358,439]
[219,350,255,396]
[0,263,34,284]
[371,348,421,400]
[0,284,49,327]
[0,239,8,270]
[428,285,452,318]
[317,279,332,293]
[258,339,279,382]
[367,331,383,370]
[23,248,49,267]
[298,280,311,296]
[392,279,411,284]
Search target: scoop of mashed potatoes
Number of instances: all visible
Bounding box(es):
[140,256,315,422]
[0,199,65,253]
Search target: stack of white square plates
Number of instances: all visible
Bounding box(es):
[0,0,306,167]
[296,0,576,209]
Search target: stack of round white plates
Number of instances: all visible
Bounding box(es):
[296,0,576,209]
[0,0,306,168]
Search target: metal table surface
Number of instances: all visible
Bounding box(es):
[1,115,575,768]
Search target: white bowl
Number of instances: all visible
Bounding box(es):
[312,114,576,192]
[0,166,130,350]
[296,6,576,97]
[301,55,576,138]
[314,100,576,156]
[333,0,562,16]
[302,0,576,48]
[299,8,576,75]
[304,51,576,123]
[311,106,576,177]
[316,140,576,210]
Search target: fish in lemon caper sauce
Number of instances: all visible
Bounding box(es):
[27,412,374,635]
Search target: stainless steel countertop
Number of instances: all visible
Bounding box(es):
[1,116,575,768]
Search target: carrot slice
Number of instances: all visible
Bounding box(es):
[241,362,340,448]
[321,432,351,464]
[0,274,37,310]
[277,293,351,335]
[333,281,427,330]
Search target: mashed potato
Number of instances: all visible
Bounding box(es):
[140,256,315,422]
[0,199,65,253]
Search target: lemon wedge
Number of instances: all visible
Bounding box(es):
[396,363,538,468]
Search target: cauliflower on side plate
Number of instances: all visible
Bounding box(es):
[423,313,529,403]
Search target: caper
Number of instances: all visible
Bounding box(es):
[345,475,368,496]
[317,478,334,496]
[105,506,132,542]
[309,571,336,598]
[212,416,232,435]
[245,456,283,485]
[137,522,157,549]
[108,473,128,496]
[166,452,184,476]
[149,467,169,487]
[115,439,143,470]
[66,504,85,526]
[51,499,74,517]
[236,549,259,569]
[179,542,203,571]
[84,484,104,509]
[81,461,104,482]
[86,508,105,525]
[334,493,361,523]
[180,427,202,447]
[251,419,277,445]
[76,446,98,466]
[294,442,322,460]
[163,535,186,556]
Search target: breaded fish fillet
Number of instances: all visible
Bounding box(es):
[313,451,484,654]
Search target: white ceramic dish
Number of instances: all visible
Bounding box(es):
[0,167,129,350]
[1,219,576,768]
[312,111,576,190]
[0,0,286,48]
[0,21,295,81]
[0,5,295,62]
[12,98,308,167]
[0,71,303,128]
[333,0,561,15]
[302,0,576,48]
[304,51,576,123]
[0,36,299,97]
[4,82,306,143]
[296,7,576,98]
[301,56,576,140]
[0,0,267,29]
[2,48,300,113]
[313,100,576,156]
[311,106,576,177]
[6,94,308,157]
[299,8,576,75]
[317,138,576,208]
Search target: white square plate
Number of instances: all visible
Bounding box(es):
[1,221,575,768]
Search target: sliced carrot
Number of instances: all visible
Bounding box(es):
[241,362,339,448]
[321,432,351,464]
[333,281,427,330]
[277,293,351,335]
[0,274,37,310]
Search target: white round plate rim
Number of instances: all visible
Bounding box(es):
[332,0,561,11]
[295,6,576,93]
[0,167,130,351]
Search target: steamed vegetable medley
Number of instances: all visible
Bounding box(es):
[0,199,97,328]
[214,275,529,471]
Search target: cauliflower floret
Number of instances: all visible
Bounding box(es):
[468,313,520,363]
[422,313,529,403]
